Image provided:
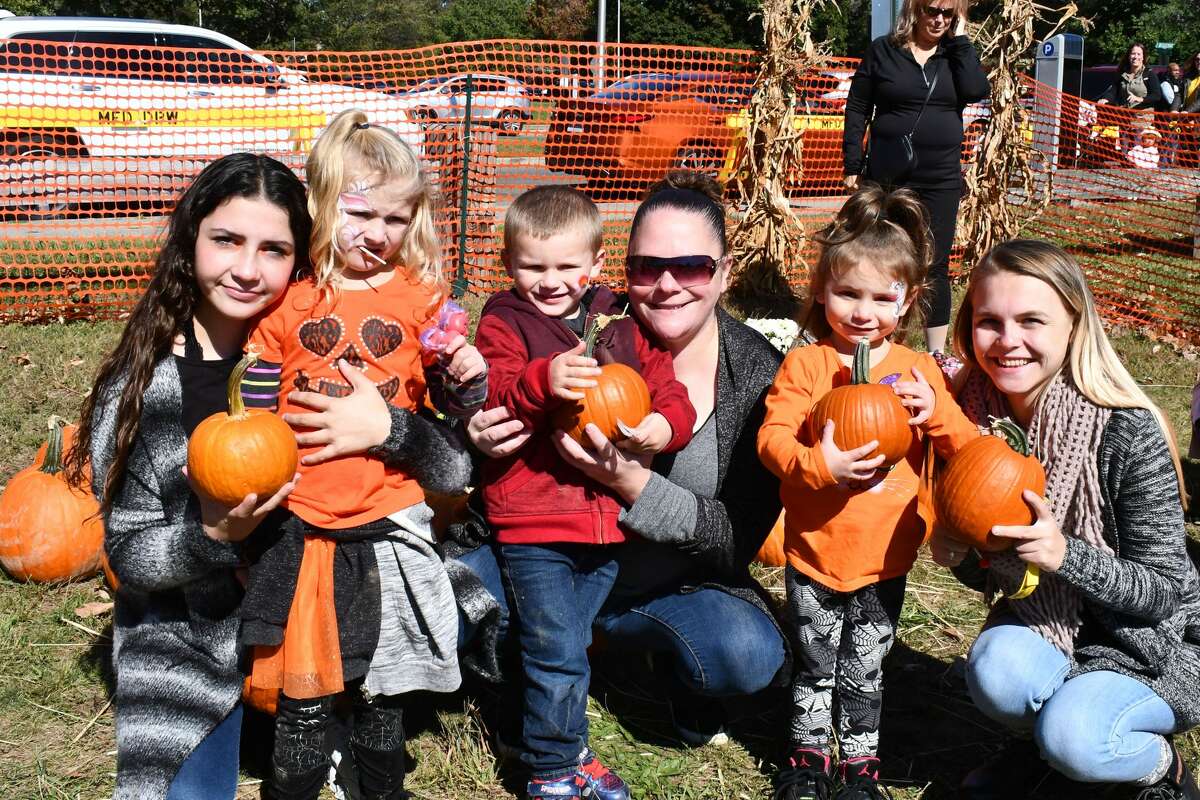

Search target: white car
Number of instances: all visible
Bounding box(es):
[0,15,423,217]
[392,73,532,135]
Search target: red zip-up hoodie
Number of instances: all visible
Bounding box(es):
[474,286,695,546]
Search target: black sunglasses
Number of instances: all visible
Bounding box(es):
[625,254,723,288]
[923,5,956,19]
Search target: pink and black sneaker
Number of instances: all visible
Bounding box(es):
[773,747,834,800]
[836,756,891,800]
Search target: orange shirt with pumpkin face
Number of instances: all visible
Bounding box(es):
[246,273,438,529]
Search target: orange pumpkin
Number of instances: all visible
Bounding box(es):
[0,416,103,582]
[242,676,278,715]
[99,547,120,592]
[754,511,788,567]
[187,351,298,508]
[934,418,1047,552]
[551,313,652,444]
[805,338,913,467]
[554,363,652,444]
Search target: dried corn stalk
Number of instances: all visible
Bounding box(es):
[959,0,1085,267]
[725,0,830,318]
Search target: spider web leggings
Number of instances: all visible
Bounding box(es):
[785,566,907,759]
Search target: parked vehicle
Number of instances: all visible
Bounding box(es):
[391,73,531,134]
[0,15,423,218]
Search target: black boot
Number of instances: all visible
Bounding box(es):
[773,748,835,800]
[958,738,1051,800]
[1135,740,1200,800]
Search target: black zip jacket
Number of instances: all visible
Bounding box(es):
[843,34,990,189]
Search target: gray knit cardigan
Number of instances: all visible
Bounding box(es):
[955,408,1200,729]
[92,357,472,799]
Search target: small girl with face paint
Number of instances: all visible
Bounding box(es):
[239,109,486,799]
[757,185,979,799]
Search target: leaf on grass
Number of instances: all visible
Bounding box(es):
[74,601,113,619]
[69,357,86,367]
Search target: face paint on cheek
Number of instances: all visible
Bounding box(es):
[336,192,372,253]
[578,275,589,289]
[889,281,907,319]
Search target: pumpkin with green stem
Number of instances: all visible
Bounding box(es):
[805,338,913,468]
[187,351,299,508]
[0,416,103,582]
[552,313,652,445]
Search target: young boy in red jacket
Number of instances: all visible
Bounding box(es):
[474,185,694,800]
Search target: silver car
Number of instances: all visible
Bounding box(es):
[393,73,531,135]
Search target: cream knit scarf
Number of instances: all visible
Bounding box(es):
[956,367,1112,657]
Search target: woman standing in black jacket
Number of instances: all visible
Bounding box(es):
[1098,43,1163,111]
[842,0,988,361]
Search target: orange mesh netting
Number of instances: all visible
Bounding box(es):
[0,39,1197,339]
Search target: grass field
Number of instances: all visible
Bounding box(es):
[0,300,1198,799]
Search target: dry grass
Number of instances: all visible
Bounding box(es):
[0,301,1196,799]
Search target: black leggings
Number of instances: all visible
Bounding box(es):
[268,681,408,800]
[909,184,961,331]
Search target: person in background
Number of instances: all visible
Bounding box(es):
[1126,126,1162,169]
[842,0,989,365]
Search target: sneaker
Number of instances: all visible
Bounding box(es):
[836,757,891,799]
[578,752,632,800]
[959,738,1051,799]
[526,773,586,800]
[1135,740,1200,800]
[773,748,835,800]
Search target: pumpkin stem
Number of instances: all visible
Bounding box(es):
[580,311,629,359]
[988,416,1033,456]
[227,349,259,419]
[40,415,68,475]
[850,338,872,385]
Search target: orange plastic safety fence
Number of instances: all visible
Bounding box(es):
[0,38,1197,342]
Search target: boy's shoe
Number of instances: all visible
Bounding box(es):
[773,748,835,800]
[578,752,632,800]
[526,773,586,799]
[958,737,1050,799]
[1135,740,1200,800]
[836,757,891,800]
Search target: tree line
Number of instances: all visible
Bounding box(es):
[2,0,1196,66]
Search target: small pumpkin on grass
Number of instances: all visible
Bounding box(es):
[805,338,913,467]
[934,417,1047,598]
[0,416,103,582]
[754,511,788,567]
[552,313,652,445]
[187,350,298,507]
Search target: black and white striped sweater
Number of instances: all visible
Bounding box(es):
[91,357,472,799]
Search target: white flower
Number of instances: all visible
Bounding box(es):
[745,317,802,353]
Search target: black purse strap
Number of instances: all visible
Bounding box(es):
[909,66,940,136]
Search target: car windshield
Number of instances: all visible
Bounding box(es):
[413,76,452,91]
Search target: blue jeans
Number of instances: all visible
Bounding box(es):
[456,544,785,699]
[166,703,242,799]
[501,543,619,778]
[595,588,785,697]
[967,620,1177,784]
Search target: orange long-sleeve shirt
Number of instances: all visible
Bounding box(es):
[757,340,980,591]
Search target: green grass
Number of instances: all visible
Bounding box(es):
[0,302,1197,798]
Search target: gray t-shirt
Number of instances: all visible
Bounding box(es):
[609,412,718,600]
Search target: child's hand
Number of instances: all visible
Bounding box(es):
[185,468,299,543]
[441,335,487,384]
[616,411,672,455]
[893,366,935,426]
[549,341,600,401]
[818,420,886,484]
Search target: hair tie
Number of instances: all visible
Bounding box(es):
[355,121,370,130]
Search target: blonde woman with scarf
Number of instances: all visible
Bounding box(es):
[930,240,1200,800]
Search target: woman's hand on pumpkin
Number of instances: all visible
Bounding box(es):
[441,335,487,384]
[466,406,532,458]
[989,490,1066,573]
[617,412,672,456]
[551,425,653,504]
[549,341,601,401]
[929,526,967,567]
[186,469,299,544]
[283,359,391,466]
[894,366,935,426]
[819,420,887,484]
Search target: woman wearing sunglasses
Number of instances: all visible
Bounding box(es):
[842,0,988,363]
[460,170,789,747]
